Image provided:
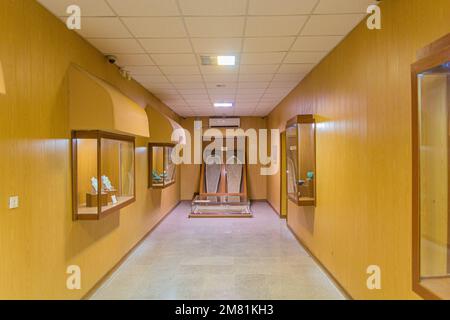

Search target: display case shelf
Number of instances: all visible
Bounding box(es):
[286,115,316,207]
[71,130,136,220]
[148,143,177,189]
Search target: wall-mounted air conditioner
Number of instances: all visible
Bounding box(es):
[209,117,240,128]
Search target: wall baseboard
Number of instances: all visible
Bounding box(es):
[82,201,181,300]
[287,224,353,300]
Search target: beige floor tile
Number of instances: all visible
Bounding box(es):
[91,201,345,300]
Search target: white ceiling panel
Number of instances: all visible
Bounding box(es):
[292,35,344,51]
[38,0,115,16]
[38,0,368,117]
[301,14,365,36]
[106,0,180,16]
[122,17,187,38]
[185,17,245,37]
[167,75,204,83]
[243,37,295,53]
[241,52,286,65]
[239,64,279,74]
[284,51,328,64]
[277,63,314,74]
[77,18,131,38]
[314,0,375,14]
[246,16,308,37]
[178,0,247,16]
[248,0,318,15]
[133,75,169,83]
[191,38,242,54]
[125,66,162,75]
[139,38,193,53]
[160,65,200,75]
[114,54,154,66]
[150,53,197,65]
[87,38,145,54]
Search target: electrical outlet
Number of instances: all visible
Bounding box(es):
[9,196,19,209]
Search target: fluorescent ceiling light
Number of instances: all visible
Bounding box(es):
[217,56,236,66]
[214,102,234,108]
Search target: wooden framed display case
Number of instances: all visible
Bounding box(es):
[71,130,136,220]
[285,115,316,207]
[148,143,176,189]
[412,33,450,300]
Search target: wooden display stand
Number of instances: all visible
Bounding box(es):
[86,192,108,207]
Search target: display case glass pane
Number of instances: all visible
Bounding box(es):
[151,146,165,187]
[72,131,136,220]
[286,125,298,203]
[76,138,99,217]
[418,63,450,283]
[100,138,135,212]
[285,115,316,206]
[164,146,176,185]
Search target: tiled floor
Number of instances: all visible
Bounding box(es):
[91,201,344,300]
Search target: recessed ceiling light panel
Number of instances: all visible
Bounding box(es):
[214,102,234,108]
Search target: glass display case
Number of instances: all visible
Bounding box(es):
[412,34,450,299]
[190,195,251,217]
[148,143,176,188]
[71,131,135,220]
[286,115,316,206]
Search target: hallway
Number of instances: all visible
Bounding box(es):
[91,202,344,300]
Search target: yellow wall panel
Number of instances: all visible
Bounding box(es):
[267,0,450,299]
[0,0,180,299]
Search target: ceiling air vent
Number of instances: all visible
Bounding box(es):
[209,117,240,128]
[201,56,216,66]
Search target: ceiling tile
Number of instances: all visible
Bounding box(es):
[277,63,314,74]
[38,0,115,16]
[314,0,375,14]
[238,82,269,89]
[205,82,238,89]
[114,54,154,66]
[124,65,162,75]
[185,17,245,37]
[237,88,266,95]
[76,18,131,38]
[122,17,187,38]
[240,52,286,65]
[160,65,200,75]
[200,65,239,75]
[243,37,295,52]
[173,82,205,89]
[246,16,308,37]
[191,38,242,54]
[139,38,193,53]
[203,74,239,83]
[248,0,317,15]
[268,81,298,89]
[87,38,145,54]
[284,51,327,64]
[238,74,274,82]
[106,0,180,16]
[167,75,203,83]
[178,89,208,95]
[239,64,279,74]
[292,35,344,51]
[133,74,169,83]
[272,73,305,82]
[301,14,365,36]
[151,53,197,65]
[178,0,247,16]
[207,88,237,95]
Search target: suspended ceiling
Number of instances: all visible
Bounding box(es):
[37,0,375,117]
